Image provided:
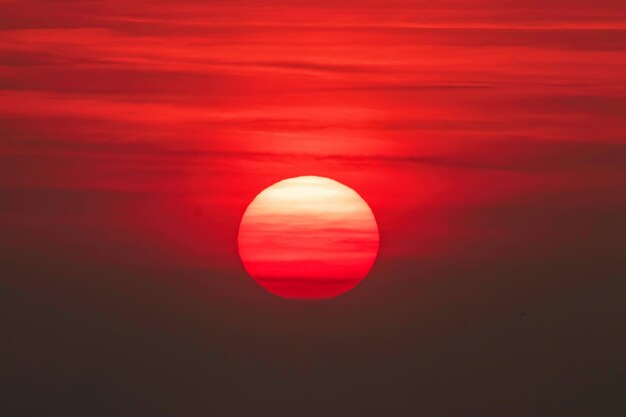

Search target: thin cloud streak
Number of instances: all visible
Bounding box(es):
[6,138,626,173]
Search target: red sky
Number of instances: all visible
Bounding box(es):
[1,1,626,415]
[2,0,625,269]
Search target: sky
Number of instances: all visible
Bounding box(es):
[1,0,626,415]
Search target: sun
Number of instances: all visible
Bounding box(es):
[238,176,380,300]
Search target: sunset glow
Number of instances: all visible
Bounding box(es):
[2,0,626,413]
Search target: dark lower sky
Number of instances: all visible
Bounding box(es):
[1,0,626,415]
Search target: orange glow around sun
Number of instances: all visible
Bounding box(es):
[238,176,379,299]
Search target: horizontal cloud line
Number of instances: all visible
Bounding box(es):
[5,139,519,171]
[7,137,626,173]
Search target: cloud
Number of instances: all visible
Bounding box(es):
[5,136,626,174]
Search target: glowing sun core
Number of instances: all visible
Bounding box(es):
[238,176,379,299]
